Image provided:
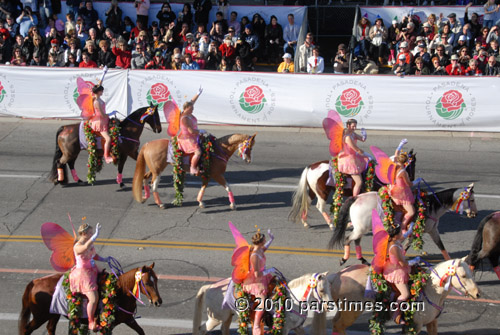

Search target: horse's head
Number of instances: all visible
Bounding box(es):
[239,133,257,164]
[451,258,480,299]
[453,183,477,218]
[407,149,417,182]
[145,104,162,134]
[139,263,163,307]
[313,272,334,311]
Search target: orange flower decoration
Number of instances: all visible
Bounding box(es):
[102,297,108,304]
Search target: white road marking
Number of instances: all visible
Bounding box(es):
[0,174,42,179]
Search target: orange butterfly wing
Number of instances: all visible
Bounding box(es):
[76,78,95,120]
[371,209,389,274]
[322,110,344,156]
[370,146,397,185]
[41,222,76,272]
[228,222,250,283]
[163,100,181,137]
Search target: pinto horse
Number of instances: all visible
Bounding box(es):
[132,133,256,209]
[18,263,162,335]
[289,150,416,229]
[48,106,162,187]
[329,185,478,265]
[467,211,500,280]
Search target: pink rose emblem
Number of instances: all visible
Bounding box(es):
[340,88,362,110]
[441,90,464,112]
[150,83,171,103]
[0,83,4,92]
[243,85,265,106]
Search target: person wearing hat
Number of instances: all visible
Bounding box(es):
[171,51,184,70]
[420,22,435,43]
[438,12,462,36]
[277,52,294,73]
[48,38,64,65]
[414,41,431,67]
[393,53,411,76]
[333,43,349,74]
[445,53,464,75]
[145,49,167,69]
[396,40,412,65]
[369,17,388,65]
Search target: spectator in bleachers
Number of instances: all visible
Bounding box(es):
[283,13,299,57]
[95,19,106,40]
[46,52,59,66]
[476,26,490,47]
[46,27,62,49]
[87,27,100,47]
[178,3,193,30]
[150,30,161,49]
[97,39,115,68]
[398,21,418,51]
[210,22,225,46]
[433,44,450,67]
[64,52,79,67]
[193,0,211,31]
[456,26,472,49]
[277,52,294,73]
[131,42,149,69]
[135,0,150,29]
[333,43,348,74]
[297,32,314,73]
[190,42,206,69]
[76,17,88,45]
[307,46,324,74]
[243,24,259,68]
[388,19,400,65]
[65,13,75,35]
[64,37,81,62]
[156,3,175,29]
[235,37,251,70]
[205,40,221,70]
[251,14,266,46]
[369,17,388,65]
[219,35,235,64]
[464,4,481,39]
[217,0,229,20]
[438,12,461,36]
[430,28,453,55]
[392,53,410,76]
[474,45,488,71]
[29,51,42,65]
[355,16,370,58]
[182,32,195,53]
[29,34,46,63]
[145,50,167,69]
[171,52,183,70]
[217,56,228,71]
[453,35,468,54]
[66,0,81,17]
[414,41,431,67]
[11,46,27,65]
[265,15,283,64]
[39,0,52,28]
[425,14,438,35]
[79,51,96,67]
[484,55,500,75]
[232,55,244,71]
[5,15,19,37]
[132,29,148,52]
[44,16,56,37]
[103,28,115,44]
[228,11,240,36]
[486,25,499,44]
[465,58,482,76]
[396,41,412,65]
[111,38,131,69]
[178,23,191,45]
[13,34,29,59]
[410,56,430,75]
[226,27,238,45]
[446,54,464,75]
[489,39,499,57]
[483,0,499,30]
[458,46,471,67]
[0,0,15,22]
[84,40,98,62]
[199,33,210,56]
[0,31,12,63]
[16,6,37,38]
[122,16,134,40]
[420,22,435,45]
[79,1,98,31]
[195,23,207,41]
[103,2,121,35]
[240,16,249,33]
[48,38,63,63]
[213,11,228,34]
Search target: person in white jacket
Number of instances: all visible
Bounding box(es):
[307,46,324,73]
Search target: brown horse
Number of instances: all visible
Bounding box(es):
[48,106,162,187]
[19,263,162,335]
[132,133,256,209]
[467,211,500,280]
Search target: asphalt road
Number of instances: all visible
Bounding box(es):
[1,117,499,335]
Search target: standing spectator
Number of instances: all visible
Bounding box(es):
[135,0,150,29]
[182,53,200,69]
[410,56,430,75]
[178,3,193,30]
[446,54,464,75]
[112,38,131,68]
[66,0,81,16]
[75,17,88,46]
[105,0,122,34]
[212,11,228,33]
[333,43,349,74]
[465,58,482,76]
[97,39,115,68]
[156,3,175,28]
[65,12,76,35]
[464,3,482,39]
[228,11,240,36]
[265,15,283,64]
[217,0,229,20]
[131,43,149,69]
[307,46,323,74]
[79,1,98,31]
[297,32,314,73]
[16,6,37,38]
[240,16,249,32]
[283,13,299,56]
[244,24,259,67]
[483,0,499,30]
[79,51,97,67]
[193,0,211,30]
[354,16,370,57]
[277,52,294,73]
[39,0,52,28]
[234,37,251,69]
[392,53,410,76]
[232,55,244,71]
[122,16,134,40]
[387,19,400,65]
[369,17,388,65]
[484,55,500,75]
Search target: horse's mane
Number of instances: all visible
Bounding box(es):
[427,188,458,214]
[288,273,317,289]
[216,133,248,146]
[117,267,142,290]
[119,106,149,127]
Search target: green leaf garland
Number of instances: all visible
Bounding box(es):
[171,136,185,206]
[365,160,377,192]
[62,271,88,335]
[97,273,118,334]
[411,192,428,251]
[235,283,251,335]
[330,157,346,227]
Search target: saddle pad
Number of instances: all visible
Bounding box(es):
[166,141,191,165]
[79,121,102,150]
[221,279,236,312]
[50,274,103,317]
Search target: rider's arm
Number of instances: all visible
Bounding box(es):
[345,135,364,155]
[392,245,408,268]
[181,116,199,135]
[190,86,203,105]
[401,169,412,187]
[74,239,94,254]
[93,99,104,117]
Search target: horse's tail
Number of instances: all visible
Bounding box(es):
[329,196,357,250]
[288,166,311,223]
[19,280,34,335]
[192,283,209,335]
[132,145,147,203]
[48,126,66,184]
[466,212,495,268]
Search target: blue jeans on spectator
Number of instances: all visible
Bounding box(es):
[484,20,493,29]
[39,3,52,27]
[284,42,297,56]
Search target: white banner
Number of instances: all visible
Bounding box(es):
[1,67,499,132]
[360,6,500,28]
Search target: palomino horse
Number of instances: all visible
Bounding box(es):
[289,150,416,229]
[19,263,162,335]
[467,211,500,280]
[312,258,480,335]
[329,185,478,265]
[132,133,256,209]
[192,272,333,335]
[49,106,162,187]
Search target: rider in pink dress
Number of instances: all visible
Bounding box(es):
[91,85,113,164]
[69,223,109,332]
[178,87,204,175]
[337,119,369,196]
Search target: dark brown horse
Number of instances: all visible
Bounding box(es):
[48,106,162,187]
[19,263,162,335]
[467,211,500,280]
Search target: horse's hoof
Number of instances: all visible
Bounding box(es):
[358,257,370,266]
[199,202,205,209]
[77,179,85,185]
[119,182,125,188]
[303,223,309,229]
[339,258,348,266]
[329,223,334,231]
[230,203,236,210]
[157,203,165,209]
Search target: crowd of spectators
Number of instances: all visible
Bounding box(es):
[352,2,500,76]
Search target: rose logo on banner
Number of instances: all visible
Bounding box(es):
[146,83,172,109]
[72,81,95,104]
[335,88,364,117]
[435,90,466,120]
[239,85,267,114]
[0,74,15,114]
[0,82,6,103]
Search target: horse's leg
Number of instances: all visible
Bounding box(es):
[220,314,232,335]
[332,311,361,335]
[45,315,60,335]
[426,319,438,335]
[197,180,208,209]
[488,253,500,279]
[212,174,236,210]
[67,160,83,184]
[124,319,146,335]
[143,171,152,200]
[151,174,164,209]
[341,228,364,265]
[428,224,450,260]
[316,195,333,230]
[23,317,47,335]
[116,156,127,188]
[354,238,369,265]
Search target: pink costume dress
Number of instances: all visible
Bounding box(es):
[90,99,109,132]
[69,244,98,293]
[383,243,410,284]
[390,169,415,206]
[337,133,369,175]
[178,114,200,154]
[242,252,272,296]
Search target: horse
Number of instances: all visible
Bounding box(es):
[48,106,162,188]
[311,258,480,335]
[329,184,477,265]
[18,263,162,335]
[289,150,416,230]
[132,133,256,209]
[192,272,333,335]
[466,211,500,280]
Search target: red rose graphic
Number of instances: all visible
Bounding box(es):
[0,83,4,92]
[243,85,265,106]
[340,88,362,110]
[150,83,171,103]
[441,90,464,112]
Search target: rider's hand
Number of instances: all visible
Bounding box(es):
[90,223,101,242]
[397,138,408,150]
[408,256,421,266]
[267,229,274,240]
[199,129,207,134]
[360,128,367,141]
[197,86,203,96]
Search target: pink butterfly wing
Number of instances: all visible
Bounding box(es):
[370,146,396,185]
[41,222,76,272]
[322,110,344,156]
[163,100,181,137]
[76,78,94,120]
[371,209,389,274]
[228,221,250,283]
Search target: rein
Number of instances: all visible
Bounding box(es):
[121,107,158,133]
[421,260,466,296]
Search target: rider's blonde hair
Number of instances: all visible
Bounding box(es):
[396,152,409,165]
[183,101,194,111]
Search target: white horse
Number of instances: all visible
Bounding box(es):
[312,257,480,335]
[329,185,477,265]
[192,272,333,335]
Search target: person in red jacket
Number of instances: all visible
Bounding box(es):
[219,36,235,63]
[79,51,98,68]
[446,54,464,75]
[111,39,132,69]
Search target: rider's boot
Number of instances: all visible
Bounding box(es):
[252,310,265,335]
[190,151,201,176]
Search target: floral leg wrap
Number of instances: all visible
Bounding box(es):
[116,173,123,184]
[57,168,64,182]
[70,169,79,182]
[228,191,235,204]
[355,245,363,259]
[144,184,151,199]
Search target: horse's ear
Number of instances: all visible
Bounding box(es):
[150,262,155,269]
[409,148,413,155]
[317,273,325,281]
[467,183,474,193]
[141,265,147,273]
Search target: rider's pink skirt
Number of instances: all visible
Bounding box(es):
[242,274,272,297]
[69,266,98,293]
[337,153,368,175]
[390,185,415,206]
[384,265,410,284]
[178,136,199,154]
[90,114,109,133]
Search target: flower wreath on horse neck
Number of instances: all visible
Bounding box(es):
[322,110,375,227]
[40,216,116,333]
